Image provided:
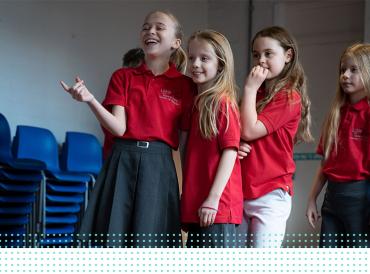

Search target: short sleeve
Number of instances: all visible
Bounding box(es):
[217,100,241,150]
[102,69,128,109]
[258,90,301,134]
[180,78,196,131]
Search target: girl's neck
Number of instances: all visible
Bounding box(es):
[145,56,170,76]
[197,81,213,94]
[348,89,367,104]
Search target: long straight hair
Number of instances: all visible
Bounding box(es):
[252,26,313,143]
[321,43,370,159]
[188,30,239,139]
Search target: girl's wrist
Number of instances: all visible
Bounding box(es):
[207,192,221,201]
[244,86,258,95]
[86,96,96,105]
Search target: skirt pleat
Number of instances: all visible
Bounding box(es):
[78,139,181,247]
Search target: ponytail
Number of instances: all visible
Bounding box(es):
[171,46,187,74]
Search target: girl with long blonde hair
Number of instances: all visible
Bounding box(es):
[180,30,243,247]
[306,43,370,247]
[61,10,196,247]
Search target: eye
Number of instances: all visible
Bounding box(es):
[252,53,259,59]
[265,51,272,57]
[188,56,194,61]
[351,67,358,73]
[201,56,208,62]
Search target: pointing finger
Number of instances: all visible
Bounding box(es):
[60,81,70,92]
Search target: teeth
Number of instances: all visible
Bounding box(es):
[145,39,158,45]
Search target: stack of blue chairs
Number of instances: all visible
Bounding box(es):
[0,113,45,247]
[12,126,90,247]
[0,113,103,247]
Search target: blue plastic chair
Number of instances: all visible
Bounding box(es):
[46,225,75,234]
[12,126,91,183]
[0,113,45,171]
[0,204,32,215]
[0,181,39,193]
[0,215,29,226]
[46,204,80,214]
[0,193,36,203]
[61,131,103,177]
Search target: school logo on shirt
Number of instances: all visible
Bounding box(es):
[351,128,369,140]
[159,88,180,106]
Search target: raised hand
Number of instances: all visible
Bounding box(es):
[244,65,269,92]
[60,76,94,103]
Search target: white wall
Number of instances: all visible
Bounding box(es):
[207,0,250,90]
[0,0,208,143]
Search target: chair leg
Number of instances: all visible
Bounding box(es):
[36,171,46,246]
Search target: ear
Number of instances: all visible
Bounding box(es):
[217,61,224,73]
[285,48,293,63]
[171,38,181,51]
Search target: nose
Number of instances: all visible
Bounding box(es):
[147,25,156,34]
[342,69,350,79]
[191,58,200,68]
[258,55,266,65]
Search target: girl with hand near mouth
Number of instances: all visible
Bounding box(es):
[238,26,313,248]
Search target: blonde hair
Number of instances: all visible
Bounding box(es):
[252,26,313,143]
[188,30,239,139]
[321,43,370,159]
[145,10,187,73]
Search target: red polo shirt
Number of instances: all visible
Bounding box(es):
[317,98,370,182]
[241,88,301,200]
[181,99,243,225]
[102,63,196,149]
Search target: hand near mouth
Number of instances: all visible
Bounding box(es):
[244,65,269,93]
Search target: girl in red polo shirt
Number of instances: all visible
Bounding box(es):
[306,43,370,247]
[102,48,145,160]
[238,26,313,248]
[181,30,243,247]
[60,11,195,247]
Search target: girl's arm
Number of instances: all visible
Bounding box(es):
[306,162,327,229]
[240,66,268,141]
[198,148,237,228]
[61,77,126,136]
[179,131,188,170]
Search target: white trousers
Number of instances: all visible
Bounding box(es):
[237,188,292,248]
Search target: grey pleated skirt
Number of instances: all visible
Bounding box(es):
[78,139,182,247]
